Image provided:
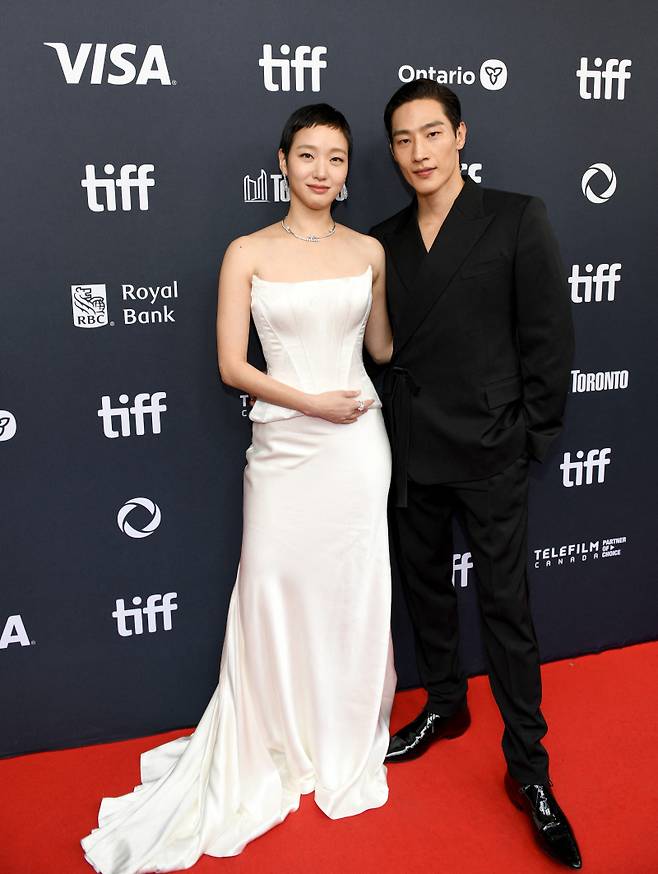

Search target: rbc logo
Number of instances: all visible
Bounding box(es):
[98,392,167,438]
[259,44,327,92]
[569,263,621,303]
[560,448,612,488]
[452,552,473,588]
[71,284,108,328]
[44,43,172,85]
[576,58,631,100]
[81,164,155,212]
[112,593,177,636]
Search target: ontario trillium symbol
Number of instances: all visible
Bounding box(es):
[484,65,503,86]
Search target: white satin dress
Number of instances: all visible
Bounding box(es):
[81,265,396,873]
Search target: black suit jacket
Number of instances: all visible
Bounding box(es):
[370,178,574,506]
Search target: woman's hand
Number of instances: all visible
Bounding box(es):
[305,390,374,424]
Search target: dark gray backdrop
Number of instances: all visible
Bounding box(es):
[2,0,656,757]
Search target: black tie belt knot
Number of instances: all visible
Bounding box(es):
[384,365,420,508]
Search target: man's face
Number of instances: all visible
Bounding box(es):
[389,98,466,195]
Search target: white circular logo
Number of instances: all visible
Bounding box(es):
[117,497,161,539]
[0,411,17,442]
[480,59,508,90]
[581,163,617,204]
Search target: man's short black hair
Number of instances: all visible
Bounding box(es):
[279,103,353,159]
[384,81,462,139]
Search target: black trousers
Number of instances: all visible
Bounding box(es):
[392,454,549,784]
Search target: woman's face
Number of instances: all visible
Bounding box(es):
[279,125,349,209]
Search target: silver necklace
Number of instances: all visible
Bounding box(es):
[281,217,336,243]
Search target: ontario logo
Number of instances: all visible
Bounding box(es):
[398,58,507,91]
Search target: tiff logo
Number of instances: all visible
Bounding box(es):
[113,593,177,636]
[98,392,167,438]
[576,58,632,100]
[560,448,612,488]
[81,164,155,212]
[452,552,473,588]
[243,170,347,203]
[0,615,32,649]
[259,44,327,92]
[569,263,621,303]
[44,43,171,85]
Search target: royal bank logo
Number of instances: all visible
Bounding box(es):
[576,58,631,100]
[560,448,612,488]
[71,284,108,328]
[71,281,178,327]
[243,170,347,203]
[581,163,616,204]
[117,497,162,539]
[398,58,507,90]
[534,536,626,569]
[259,44,327,92]
[452,552,473,588]
[569,263,621,303]
[571,369,629,393]
[82,163,155,212]
[44,43,173,85]
[112,593,177,636]
[0,410,17,442]
[98,392,167,438]
[0,615,34,649]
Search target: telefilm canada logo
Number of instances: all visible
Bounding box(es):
[576,58,631,100]
[243,170,348,203]
[117,497,162,539]
[71,281,179,328]
[0,410,18,442]
[82,164,155,212]
[0,615,34,649]
[112,593,177,636]
[569,263,621,303]
[44,43,174,85]
[259,44,327,92]
[398,58,508,91]
[534,536,626,569]
[98,393,167,439]
[581,163,616,204]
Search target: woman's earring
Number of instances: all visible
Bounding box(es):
[336,183,348,202]
[281,174,290,201]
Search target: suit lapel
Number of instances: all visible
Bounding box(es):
[386,179,494,357]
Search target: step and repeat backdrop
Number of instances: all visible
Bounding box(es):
[2,1,656,757]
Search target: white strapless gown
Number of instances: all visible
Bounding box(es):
[81,266,396,873]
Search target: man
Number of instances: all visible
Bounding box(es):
[370,81,581,869]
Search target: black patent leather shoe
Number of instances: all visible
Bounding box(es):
[385,704,471,763]
[505,773,582,869]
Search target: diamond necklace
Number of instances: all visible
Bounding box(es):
[281,217,336,243]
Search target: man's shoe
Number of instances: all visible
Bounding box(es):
[505,773,582,869]
[385,704,470,763]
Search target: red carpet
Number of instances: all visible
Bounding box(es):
[2,642,657,874]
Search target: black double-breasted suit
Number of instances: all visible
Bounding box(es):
[370,178,574,783]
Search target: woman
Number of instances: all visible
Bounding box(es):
[81,103,395,874]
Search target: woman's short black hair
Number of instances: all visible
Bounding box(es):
[279,103,353,159]
[384,81,462,139]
